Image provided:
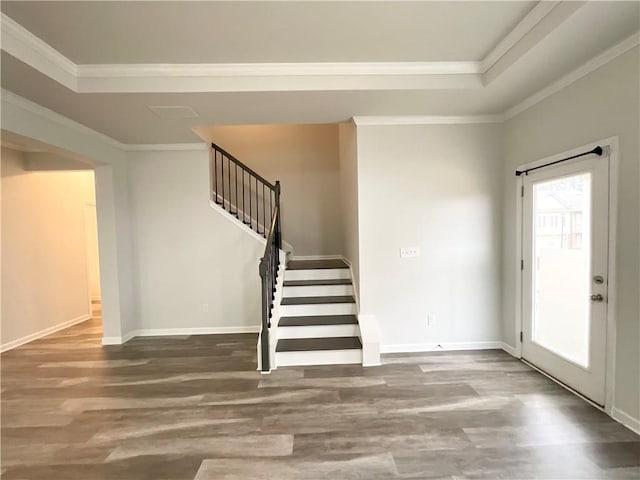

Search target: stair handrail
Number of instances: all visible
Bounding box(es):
[259,200,282,372]
[210,142,282,372]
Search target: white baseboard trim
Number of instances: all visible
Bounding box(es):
[611,407,640,435]
[500,342,519,357]
[381,341,503,354]
[1,314,91,352]
[102,326,260,345]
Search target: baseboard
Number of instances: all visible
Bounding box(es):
[380,341,503,354]
[611,407,640,435]
[500,342,519,357]
[289,254,344,261]
[135,326,260,336]
[102,326,260,345]
[1,314,91,352]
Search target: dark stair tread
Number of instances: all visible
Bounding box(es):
[276,337,362,352]
[283,279,352,287]
[279,315,358,327]
[281,296,355,305]
[287,259,349,270]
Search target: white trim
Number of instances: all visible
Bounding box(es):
[1,314,91,352]
[0,13,77,90]
[500,342,519,358]
[612,408,640,436]
[480,1,560,73]
[340,255,360,314]
[504,32,640,120]
[604,138,620,415]
[79,61,481,78]
[1,88,125,150]
[514,137,619,414]
[125,143,208,152]
[352,115,504,126]
[380,341,503,354]
[102,326,260,345]
[135,326,260,336]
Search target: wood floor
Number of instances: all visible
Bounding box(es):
[1,317,638,479]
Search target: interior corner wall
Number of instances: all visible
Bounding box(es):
[126,149,263,332]
[338,122,360,299]
[206,124,343,257]
[502,47,640,420]
[355,123,504,350]
[1,146,95,348]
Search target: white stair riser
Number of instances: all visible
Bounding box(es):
[283,284,353,298]
[280,303,357,317]
[285,269,350,281]
[278,324,360,339]
[276,349,362,367]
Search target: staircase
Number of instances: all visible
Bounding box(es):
[209,143,363,371]
[277,259,362,366]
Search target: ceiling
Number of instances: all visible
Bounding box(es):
[0,1,638,145]
[1,1,535,63]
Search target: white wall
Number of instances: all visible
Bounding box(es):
[127,149,264,333]
[1,147,96,349]
[203,124,343,256]
[356,123,504,350]
[502,47,640,421]
[338,122,360,298]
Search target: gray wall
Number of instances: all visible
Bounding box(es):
[502,47,639,419]
[127,149,263,332]
[356,123,504,350]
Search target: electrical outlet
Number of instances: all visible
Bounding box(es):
[400,247,420,258]
[427,313,436,326]
[202,303,209,313]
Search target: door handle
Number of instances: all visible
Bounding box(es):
[590,294,604,302]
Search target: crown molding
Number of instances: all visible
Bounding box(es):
[352,115,504,126]
[1,88,125,150]
[79,62,481,78]
[124,143,209,152]
[480,1,560,73]
[0,13,78,90]
[0,3,592,94]
[504,31,640,120]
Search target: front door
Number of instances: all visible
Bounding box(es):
[522,152,609,405]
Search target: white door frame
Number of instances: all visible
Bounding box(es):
[513,137,619,414]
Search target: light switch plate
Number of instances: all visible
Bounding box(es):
[400,247,420,258]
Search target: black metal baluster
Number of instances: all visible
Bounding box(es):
[227,157,232,212]
[242,169,245,223]
[221,152,225,209]
[249,173,252,227]
[262,183,266,237]
[235,162,238,217]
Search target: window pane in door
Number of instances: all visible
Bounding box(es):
[532,173,591,367]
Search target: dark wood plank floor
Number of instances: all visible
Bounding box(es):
[2,316,639,479]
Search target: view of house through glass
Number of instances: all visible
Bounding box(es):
[532,173,592,367]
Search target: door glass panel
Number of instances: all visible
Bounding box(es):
[532,173,591,367]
